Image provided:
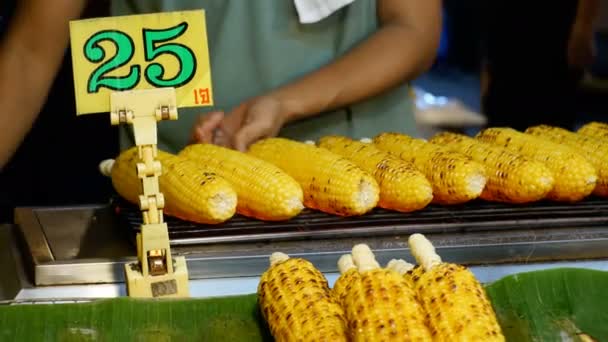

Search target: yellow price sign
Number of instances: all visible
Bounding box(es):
[69,10,213,115]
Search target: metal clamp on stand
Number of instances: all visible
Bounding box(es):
[110,88,189,298]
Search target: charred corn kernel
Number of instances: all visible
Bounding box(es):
[318,135,433,212]
[408,234,505,341]
[257,252,348,342]
[430,132,554,203]
[179,144,304,221]
[476,127,597,202]
[526,125,608,196]
[332,254,360,306]
[577,121,608,139]
[373,132,487,205]
[103,147,236,224]
[248,138,379,216]
[342,244,433,341]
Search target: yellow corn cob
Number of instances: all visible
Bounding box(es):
[373,132,487,205]
[577,121,608,139]
[179,143,304,221]
[476,127,597,202]
[526,125,608,196]
[332,254,360,306]
[408,234,505,341]
[257,252,349,342]
[342,244,433,341]
[101,147,237,224]
[334,256,417,306]
[318,135,433,212]
[386,259,416,289]
[248,138,379,216]
[429,132,554,203]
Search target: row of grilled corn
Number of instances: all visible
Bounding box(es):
[257,233,505,341]
[100,121,608,224]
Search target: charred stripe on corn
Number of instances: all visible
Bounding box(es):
[342,244,433,341]
[476,127,597,202]
[103,147,237,224]
[526,125,608,197]
[179,144,304,221]
[248,138,379,216]
[318,135,433,212]
[408,234,505,341]
[257,252,349,342]
[373,132,487,205]
[429,132,554,203]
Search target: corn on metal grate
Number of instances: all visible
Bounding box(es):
[113,196,608,245]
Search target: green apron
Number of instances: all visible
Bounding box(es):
[111,0,416,153]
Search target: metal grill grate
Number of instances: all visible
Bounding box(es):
[113,197,608,245]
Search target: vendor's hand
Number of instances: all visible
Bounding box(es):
[188,111,225,144]
[190,95,289,151]
[567,26,596,68]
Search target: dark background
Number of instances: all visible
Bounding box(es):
[0,0,119,223]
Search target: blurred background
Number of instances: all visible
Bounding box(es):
[414,0,608,138]
[1,0,607,222]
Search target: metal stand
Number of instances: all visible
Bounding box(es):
[110,88,189,298]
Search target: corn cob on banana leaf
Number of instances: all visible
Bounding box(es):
[318,135,433,212]
[248,138,380,216]
[341,244,433,341]
[179,143,304,221]
[429,132,554,203]
[476,127,597,202]
[257,252,349,342]
[408,233,505,341]
[373,132,487,205]
[101,147,237,224]
[526,124,608,196]
[577,121,608,140]
[332,254,360,306]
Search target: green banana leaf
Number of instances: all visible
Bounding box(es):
[0,267,606,341]
[485,267,608,342]
[0,294,272,342]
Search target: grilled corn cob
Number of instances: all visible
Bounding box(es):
[386,259,416,288]
[408,234,505,341]
[429,132,554,203]
[342,244,433,341]
[318,135,433,212]
[332,254,360,306]
[476,127,597,202]
[248,138,379,216]
[373,132,487,205]
[257,252,349,342]
[179,143,304,221]
[526,125,608,196]
[386,259,415,274]
[577,121,608,140]
[100,147,237,224]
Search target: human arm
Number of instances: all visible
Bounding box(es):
[191,0,442,151]
[568,0,601,67]
[0,0,87,169]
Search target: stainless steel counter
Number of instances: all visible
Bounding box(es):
[2,203,608,301]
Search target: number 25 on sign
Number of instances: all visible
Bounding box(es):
[69,10,213,115]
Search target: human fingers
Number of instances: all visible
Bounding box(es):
[188,111,224,144]
[232,119,272,152]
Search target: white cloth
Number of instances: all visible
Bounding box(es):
[294,0,356,23]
